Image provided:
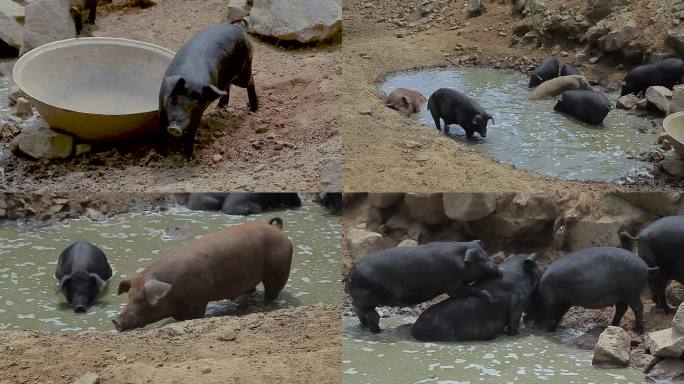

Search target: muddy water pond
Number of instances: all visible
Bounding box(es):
[342,317,649,384]
[380,68,660,182]
[0,203,340,332]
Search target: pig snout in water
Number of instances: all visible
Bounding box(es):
[427,88,493,139]
[113,219,292,331]
[55,240,112,313]
[159,21,258,159]
[345,240,502,333]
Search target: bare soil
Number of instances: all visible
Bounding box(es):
[1,0,340,192]
[0,304,341,384]
[342,0,676,192]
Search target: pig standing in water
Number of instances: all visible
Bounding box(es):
[553,89,611,125]
[385,88,427,117]
[55,241,112,313]
[345,241,502,333]
[113,218,291,331]
[525,247,656,334]
[411,254,545,341]
[529,57,560,87]
[159,21,258,159]
[620,216,684,313]
[428,89,494,139]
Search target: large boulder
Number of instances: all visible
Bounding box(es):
[442,193,496,222]
[19,0,75,56]
[15,119,73,159]
[469,194,558,241]
[346,228,389,260]
[592,326,631,367]
[645,327,684,358]
[585,0,629,23]
[670,84,684,115]
[673,302,684,334]
[665,30,684,56]
[248,0,341,43]
[647,358,684,382]
[615,192,682,217]
[646,86,673,114]
[0,0,24,51]
[616,94,640,110]
[466,0,485,18]
[668,282,684,309]
[404,193,449,225]
[598,24,635,52]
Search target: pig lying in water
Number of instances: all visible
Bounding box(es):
[385,88,427,117]
[113,218,292,331]
[56,240,112,313]
[159,21,258,159]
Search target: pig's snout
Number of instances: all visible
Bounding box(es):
[74,304,87,313]
[112,318,126,332]
[167,126,184,138]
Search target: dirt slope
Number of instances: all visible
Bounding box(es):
[0,304,341,384]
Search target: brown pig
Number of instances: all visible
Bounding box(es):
[113,218,292,332]
[386,88,428,116]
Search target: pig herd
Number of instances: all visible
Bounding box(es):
[345,215,684,342]
[385,57,684,135]
[55,218,293,332]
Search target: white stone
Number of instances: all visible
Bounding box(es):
[346,228,386,259]
[592,326,631,367]
[443,193,497,222]
[0,0,24,51]
[248,0,341,43]
[20,0,75,56]
[16,119,73,159]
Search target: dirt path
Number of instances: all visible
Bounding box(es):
[0,304,341,384]
[1,0,340,192]
[342,0,668,193]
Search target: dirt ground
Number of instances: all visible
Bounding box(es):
[0,0,340,192]
[342,0,676,193]
[0,304,341,384]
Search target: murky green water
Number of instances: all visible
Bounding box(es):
[0,203,340,332]
[380,68,659,182]
[342,316,649,384]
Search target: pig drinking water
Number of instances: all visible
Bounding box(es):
[113,218,292,331]
[620,216,684,313]
[525,247,655,334]
[55,240,112,313]
[428,89,494,139]
[159,22,258,159]
[411,254,545,341]
[345,241,502,333]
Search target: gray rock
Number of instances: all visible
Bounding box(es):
[616,94,640,110]
[673,302,684,334]
[665,30,684,56]
[668,282,684,309]
[248,0,341,43]
[16,119,73,159]
[74,143,92,157]
[467,0,485,18]
[346,228,388,259]
[0,0,24,51]
[19,0,75,56]
[670,84,684,115]
[592,326,631,367]
[598,24,635,52]
[662,159,684,178]
[13,97,32,119]
[8,85,24,105]
[647,358,684,382]
[228,0,251,22]
[443,193,497,222]
[646,86,672,114]
[72,372,99,384]
[404,193,449,225]
[397,239,418,247]
[586,0,627,23]
[645,327,684,358]
[85,208,104,222]
[637,98,649,110]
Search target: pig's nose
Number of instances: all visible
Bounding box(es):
[167,126,183,137]
[74,305,87,313]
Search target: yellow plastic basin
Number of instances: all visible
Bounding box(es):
[13,37,175,141]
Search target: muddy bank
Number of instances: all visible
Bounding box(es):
[342,0,681,192]
[0,304,341,384]
[0,0,340,192]
[0,193,186,222]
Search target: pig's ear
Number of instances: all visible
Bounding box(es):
[89,273,108,293]
[143,279,172,306]
[165,76,185,96]
[202,85,228,100]
[464,248,478,263]
[118,278,131,295]
[400,95,411,106]
[57,274,72,293]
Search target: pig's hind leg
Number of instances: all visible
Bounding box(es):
[218,86,231,109]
